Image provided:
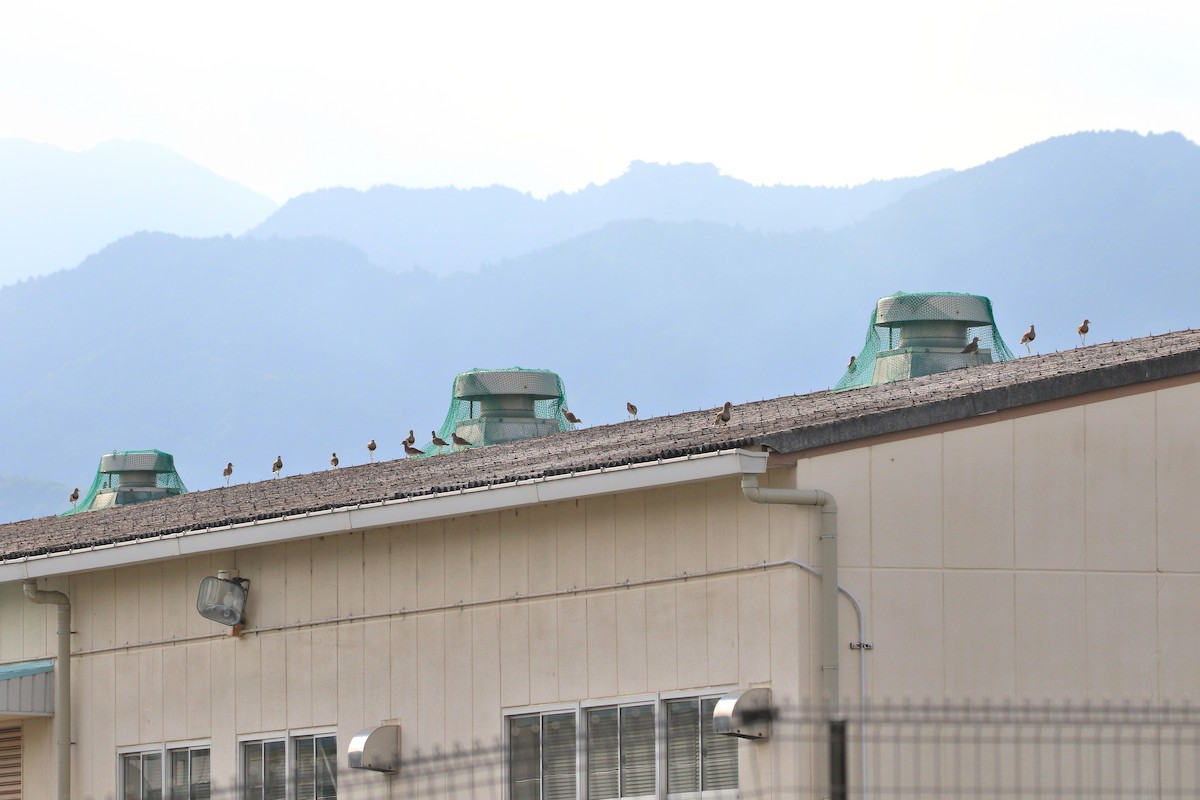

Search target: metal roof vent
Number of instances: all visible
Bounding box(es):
[420,367,576,453]
[834,291,1014,390]
[61,449,187,515]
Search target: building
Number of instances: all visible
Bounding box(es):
[0,330,1198,798]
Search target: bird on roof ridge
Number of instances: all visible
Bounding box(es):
[962,337,980,366]
[367,439,377,462]
[847,355,856,371]
[1078,319,1090,346]
[403,429,416,447]
[330,452,339,469]
[431,431,450,448]
[69,487,80,507]
[627,401,638,420]
[223,463,233,485]
[563,409,582,424]
[404,442,425,457]
[272,456,283,478]
[451,431,471,448]
[713,401,733,426]
[1020,324,1036,355]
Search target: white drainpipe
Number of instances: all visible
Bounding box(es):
[24,580,70,800]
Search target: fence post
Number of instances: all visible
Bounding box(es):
[830,718,849,800]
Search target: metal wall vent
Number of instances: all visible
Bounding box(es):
[713,687,774,740]
[348,724,399,773]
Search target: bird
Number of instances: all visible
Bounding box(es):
[404,442,425,457]
[847,355,857,371]
[222,462,233,485]
[330,452,339,469]
[563,409,582,424]
[402,429,416,447]
[627,401,638,419]
[1078,319,1090,346]
[272,455,283,478]
[962,336,980,365]
[713,401,733,426]
[1020,324,1036,355]
[431,431,450,448]
[367,439,377,462]
[451,432,471,448]
[69,487,80,506]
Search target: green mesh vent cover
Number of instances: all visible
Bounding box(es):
[834,291,1015,391]
[418,367,575,455]
[61,449,187,515]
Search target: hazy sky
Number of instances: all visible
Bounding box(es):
[3,1,1197,202]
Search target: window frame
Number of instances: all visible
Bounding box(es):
[117,739,212,800]
[237,728,338,800]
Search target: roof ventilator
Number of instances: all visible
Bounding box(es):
[61,449,187,515]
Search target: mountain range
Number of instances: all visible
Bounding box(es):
[1,130,1197,523]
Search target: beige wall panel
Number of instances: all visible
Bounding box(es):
[499,511,528,597]
[417,522,446,607]
[284,538,313,624]
[557,502,587,591]
[363,619,391,724]
[113,650,140,745]
[1156,383,1200,571]
[138,562,165,642]
[253,543,287,629]
[615,589,648,695]
[737,573,771,685]
[138,650,163,744]
[160,559,188,641]
[676,582,708,690]
[807,449,872,568]
[233,547,262,630]
[944,572,1015,698]
[260,633,288,732]
[390,617,418,744]
[0,583,22,661]
[68,573,93,654]
[88,654,116,790]
[1157,575,1200,699]
[870,437,943,568]
[1014,406,1086,570]
[557,596,588,700]
[309,536,339,620]
[416,616,446,747]
[943,422,1015,569]
[1085,393,1157,571]
[586,495,617,586]
[444,611,473,747]
[870,570,944,699]
[443,516,474,605]
[285,630,314,729]
[234,637,261,735]
[363,529,392,615]
[184,554,215,638]
[527,505,557,594]
[111,566,140,648]
[1014,572,1087,699]
[1086,573,1157,698]
[645,585,678,691]
[336,533,365,618]
[390,526,418,611]
[498,604,530,708]
[22,717,50,800]
[768,571,805,706]
[471,516,501,601]
[527,600,558,705]
[71,654,92,791]
[644,487,677,576]
[586,594,617,698]
[310,626,338,724]
[185,641,211,739]
[614,492,647,582]
[706,575,738,686]
[471,607,501,743]
[736,478,771,566]
[208,637,237,786]
[337,625,366,739]
[706,479,739,569]
[779,464,812,563]
[161,645,188,741]
[675,483,707,575]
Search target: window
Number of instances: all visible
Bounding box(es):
[507,695,737,800]
[242,733,336,800]
[121,746,211,800]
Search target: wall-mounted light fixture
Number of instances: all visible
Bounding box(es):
[196,570,250,635]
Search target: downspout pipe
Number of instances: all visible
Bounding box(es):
[24,580,70,800]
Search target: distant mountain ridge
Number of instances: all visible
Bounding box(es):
[248,161,951,275]
[2,130,1199,524]
[0,139,277,285]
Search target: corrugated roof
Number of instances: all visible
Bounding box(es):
[2,330,1198,562]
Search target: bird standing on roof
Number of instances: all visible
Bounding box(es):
[563,409,582,424]
[1078,319,1090,346]
[403,430,416,447]
[962,336,980,366]
[627,401,638,420]
[451,431,471,449]
[223,462,233,485]
[330,452,339,469]
[431,431,450,448]
[1020,324,1036,355]
[713,401,733,426]
[847,355,856,371]
[367,439,377,462]
[69,487,80,506]
[272,455,283,478]
[404,442,425,457]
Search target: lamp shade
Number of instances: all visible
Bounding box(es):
[196,576,249,626]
